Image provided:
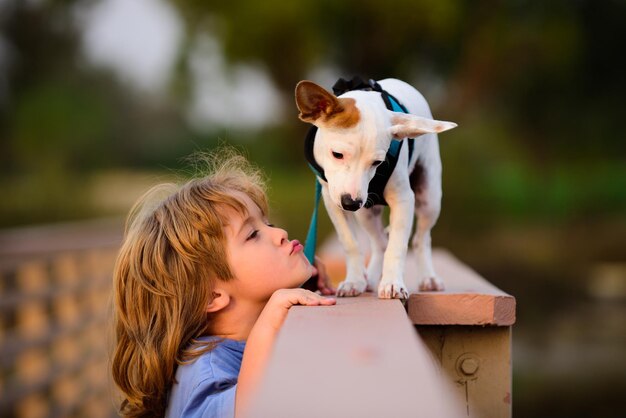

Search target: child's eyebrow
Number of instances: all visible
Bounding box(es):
[237,216,254,236]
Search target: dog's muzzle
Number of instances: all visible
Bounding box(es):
[341,194,363,211]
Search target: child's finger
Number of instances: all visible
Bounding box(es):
[299,291,335,306]
[305,296,335,306]
[318,296,336,305]
[319,285,336,296]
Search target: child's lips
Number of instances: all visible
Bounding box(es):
[290,240,303,255]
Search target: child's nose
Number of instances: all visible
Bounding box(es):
[275,227,288,245]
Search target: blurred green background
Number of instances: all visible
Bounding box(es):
[1,0,625,416]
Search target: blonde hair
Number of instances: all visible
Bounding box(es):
[111,150,268,418]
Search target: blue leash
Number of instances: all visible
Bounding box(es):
[303,178,322,264]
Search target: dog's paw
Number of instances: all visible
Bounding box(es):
[377,281,409,300]
[337,280,367,297]
[418,276,445,292]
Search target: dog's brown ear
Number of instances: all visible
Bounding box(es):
[295,81,338,123]
[295,81,360,128]
[389,112,457,139]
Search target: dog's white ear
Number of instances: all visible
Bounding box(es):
[388,112,457,139]
[295,81,360,128]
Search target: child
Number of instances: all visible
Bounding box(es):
[111,151,336,418]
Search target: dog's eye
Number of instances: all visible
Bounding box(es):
[372,160,383,167]
[332,151,344,160]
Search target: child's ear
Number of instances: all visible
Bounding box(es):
[206,289,231,313]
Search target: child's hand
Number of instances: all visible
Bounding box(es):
[312,256,336,295]
[257,289,336,332]
[270,287,336,309]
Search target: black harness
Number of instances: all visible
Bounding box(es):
[304,77,415,208]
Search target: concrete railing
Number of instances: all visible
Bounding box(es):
[249,242,516,418]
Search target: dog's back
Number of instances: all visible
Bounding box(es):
[377,78,433,119]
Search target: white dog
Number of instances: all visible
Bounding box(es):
[295,78,457,299]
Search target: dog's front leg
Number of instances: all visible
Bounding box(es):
[378,193,415,299]
[321,185,367,297]
[355,206,387,292]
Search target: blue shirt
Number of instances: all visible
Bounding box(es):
[165,337,246,418]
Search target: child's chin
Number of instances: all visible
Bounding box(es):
[295,273,314,288]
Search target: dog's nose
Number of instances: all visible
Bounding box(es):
[341,194,363,211]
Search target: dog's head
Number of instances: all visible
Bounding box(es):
[295,80,456,211]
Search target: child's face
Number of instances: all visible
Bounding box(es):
[223,192,315,302]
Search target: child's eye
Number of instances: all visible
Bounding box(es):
[246,230,259,241]
[267,223,275,228]
[332,151,344,160]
